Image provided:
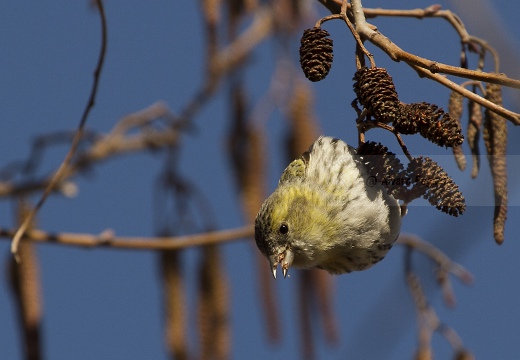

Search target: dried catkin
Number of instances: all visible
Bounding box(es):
[448,91,466,170]
[467,101,482,178]
[483,82,508,244]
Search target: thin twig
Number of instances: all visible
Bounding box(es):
[411,65,520,125]
[321,1,501,72]
[357,120,413,161]
[174,5,275,131]
[0,102,178,199]
[11,0,108,261]
[317,1,374,67]
[1,225,253,250]
[401,236,471,357]
[460,80,486,95]
[397,234,474,284]
[348,1,520,87]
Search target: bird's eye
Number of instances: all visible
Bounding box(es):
[279,223,289,235]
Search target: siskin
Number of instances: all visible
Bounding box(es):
[255,136,402,278]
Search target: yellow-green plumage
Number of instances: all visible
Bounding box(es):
[255,136,402,277]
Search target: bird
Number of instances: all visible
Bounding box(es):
[254,136,402,278]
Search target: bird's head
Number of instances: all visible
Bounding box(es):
[254,185,328,279]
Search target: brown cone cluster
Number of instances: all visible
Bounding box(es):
[352,67,467,217]
[353,67,401,123]
[299,28,333,82]
[352,67,464,149]
[406,156,466,217]
[358,142,465,216]
[396,102,464,147]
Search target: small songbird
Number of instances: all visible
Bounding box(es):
[254,136,402,278]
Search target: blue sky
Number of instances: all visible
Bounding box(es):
[1,1,520,359]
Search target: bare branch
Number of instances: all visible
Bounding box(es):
[400,234,472,357]
[397,234,474,285]
[174,5,276,130]
[411,66,520,125]
[319,0,520,125]
[0,102,178,198]
[11,0,108,260]
[321,1,501,71]
[1,225,253,250]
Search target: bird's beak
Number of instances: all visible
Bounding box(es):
[269,248,294,279]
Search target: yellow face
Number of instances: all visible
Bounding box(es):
[255,182,339,277]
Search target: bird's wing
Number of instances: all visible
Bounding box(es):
[278,151,310,185]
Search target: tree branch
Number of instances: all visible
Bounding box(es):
[0,102,178,198]
[1,225,253,250]
[11,0,108,260]
[318,0,520,124]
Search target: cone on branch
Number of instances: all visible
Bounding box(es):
[300,28,333,82]
[357,141,405,197]
[396,102,464,148]
[353,67,401,123]
[407,156,466,217]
